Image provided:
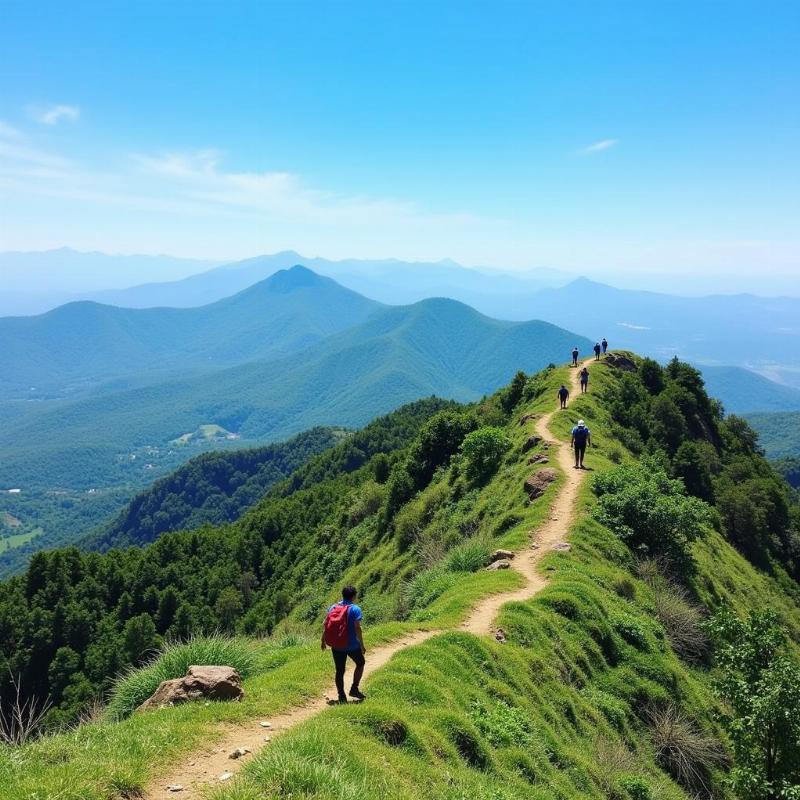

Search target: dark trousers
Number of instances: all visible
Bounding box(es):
[332,648,365,697]
[574,443,586,465]
[581,381,588,393]
[559,397,567,408]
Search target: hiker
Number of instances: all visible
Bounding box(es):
[601,337,608,354]
[593,342,601,361]
[571,419,592,469]
[558,384,570,409]
[322,585,366,703]
[571,346,579,367]
[579,367,589,393]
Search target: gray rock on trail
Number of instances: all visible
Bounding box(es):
[524,468,558,499]
[229,746,251,759]
[137,665,244,711]
[486,559,512,571]
[521,435,541,453]
[551,541,572,552]
[528,454,549,465]
[490,549,514,562]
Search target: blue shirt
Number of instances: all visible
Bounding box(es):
[572,425,590,444]
[328,600,363,651]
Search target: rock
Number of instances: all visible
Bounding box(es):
[605,353,637,371]
[490,549,514,562]
[260,721,272,728]
[137,665,243,712]
[229,747,251,759]
[494,628,507,643]
[551,541,571,552]
[527,454,549,465]
[518,413,537,426]
[486,559,512,571]
[524,468,557,499]
[219,772,234,782]
[167,786,184,793]
[521,435,541,453]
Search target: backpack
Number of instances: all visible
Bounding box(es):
[324,603,350,649]
[573,425,589,445]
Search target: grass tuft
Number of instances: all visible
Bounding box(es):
[106,634,257,720]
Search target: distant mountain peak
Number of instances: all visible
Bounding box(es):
[265,264,323,292]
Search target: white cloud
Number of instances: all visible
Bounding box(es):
[31,104,80,125]
[617,321,650,330]
[578,139,619,155]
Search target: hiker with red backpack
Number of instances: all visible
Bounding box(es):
[322,585,366,703]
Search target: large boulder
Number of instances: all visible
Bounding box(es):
[138,665,244,712]
[605,353,637,372]
[524,468,557,499]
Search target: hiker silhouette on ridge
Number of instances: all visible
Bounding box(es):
[571,347,579,367]
[593,342,601,361]
[558,384,570,409]
[322,585,366,703]
[601,338,608,354]
[579,367,589,393]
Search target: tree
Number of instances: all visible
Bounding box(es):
[460,427,510,482]
[639,358,665,395]
[708,608,800,799]
[215,587,243,632]
[122,614,161,666]
[672,441,714,502]
[372,453,390,484]
[502,371,527,414]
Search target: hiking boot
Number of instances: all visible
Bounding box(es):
[337,694,348,704]
[349,688,367,701]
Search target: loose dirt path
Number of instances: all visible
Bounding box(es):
[148,362,589,799]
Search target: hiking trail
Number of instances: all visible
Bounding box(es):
[147,361,589,799]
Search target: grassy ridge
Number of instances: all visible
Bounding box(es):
[2,358,800,799]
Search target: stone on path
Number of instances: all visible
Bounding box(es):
[229,746,251,759]
[486,559,512,571]
[219,772,234,782]
[490,549,514,562]
[551,541,571,552]
[166,786,184,793]
[260,721,272,728]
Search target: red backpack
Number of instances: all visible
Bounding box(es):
[324,603,350,649]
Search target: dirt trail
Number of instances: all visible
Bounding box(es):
[147,361,589,799]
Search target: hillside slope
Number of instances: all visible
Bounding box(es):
[3,354,800,800]
[746,410,800,459]
[700,365,800,414]
[0,266,380,399]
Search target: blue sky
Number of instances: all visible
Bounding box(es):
[0,0,798,288]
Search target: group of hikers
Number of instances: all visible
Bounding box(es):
[323,341,609,700]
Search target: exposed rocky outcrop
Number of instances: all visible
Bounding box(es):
[521,435,541,453]
[486,559,512,571]
[138,665,244,711]
[524,468,557,499]
[490,549,514,562]
[605,353,637,372]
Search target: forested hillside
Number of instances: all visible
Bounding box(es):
[747,410,800,459]
[0,428,343,579]
[3,355,800,800]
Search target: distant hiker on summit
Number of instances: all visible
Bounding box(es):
[571,419,592,469]
[558,384,570,409]
[593,342,602,361]
[602,338,608,354]
[571,347,579,367]
[322,585,366,703]
[579,367,589,393]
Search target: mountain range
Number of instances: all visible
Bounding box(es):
[0,266,591,494]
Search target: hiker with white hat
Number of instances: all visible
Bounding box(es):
[570,419,592,469]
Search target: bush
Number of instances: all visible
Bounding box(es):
[106,634,257,719]
[444,537,491,573]
[460,427,510,483]
[404,566,459,612]
[616,774,653,800]
[653,582,707,662]
[592,461,713,571]
[647,704,727,793]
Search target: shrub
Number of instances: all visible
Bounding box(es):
[106,634,257,719]
[444,537,491,573]
[653,583,707,662]
[616,774,653,800]
[647,704,727,793]
[592,461,713,571]
[611,614,650,651]
[460,427,510,483]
